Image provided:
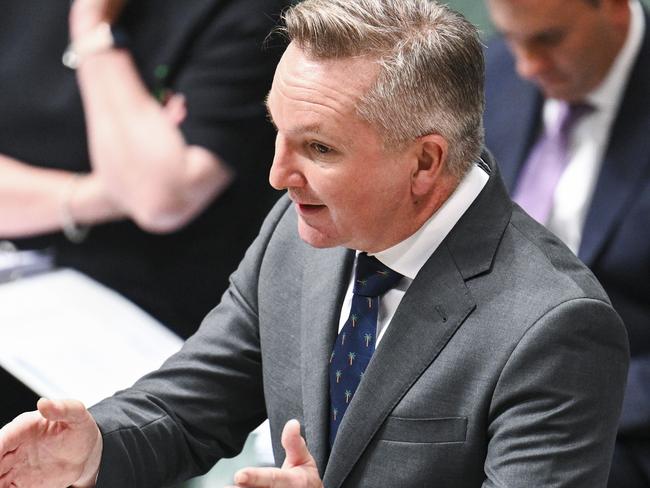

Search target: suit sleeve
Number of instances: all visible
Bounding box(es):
[482,298,629,488]
[89,197,292,488]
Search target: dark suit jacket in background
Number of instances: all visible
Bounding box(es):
[484,13,650,483]
[89,154,629,487]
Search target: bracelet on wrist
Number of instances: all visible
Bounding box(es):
[60,173,91,244]
[62,22,129,69]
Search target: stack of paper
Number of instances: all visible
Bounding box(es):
[0,269,183,407]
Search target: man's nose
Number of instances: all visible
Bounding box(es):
[269,135,306,190]
[514,46,551,82]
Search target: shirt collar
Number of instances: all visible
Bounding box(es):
[370,164,489,280]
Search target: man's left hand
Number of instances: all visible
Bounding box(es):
[228,419,324,488]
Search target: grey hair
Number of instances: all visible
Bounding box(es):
[280,0,485,178]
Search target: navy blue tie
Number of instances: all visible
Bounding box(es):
[328,253,402,448]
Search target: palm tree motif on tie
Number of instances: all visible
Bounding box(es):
[328,253,403,448]
[344,390,352,403]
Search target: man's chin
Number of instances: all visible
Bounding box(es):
[538,80,582,102]
[297,220,339,249]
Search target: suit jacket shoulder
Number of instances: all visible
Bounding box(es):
[91,158,629,487]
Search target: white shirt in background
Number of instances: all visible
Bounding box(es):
[545,0,645,253]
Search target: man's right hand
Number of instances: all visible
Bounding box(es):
[0,398,102,488]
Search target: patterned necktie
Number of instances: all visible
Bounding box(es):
[328,252,402,448]
[513,102,593,224]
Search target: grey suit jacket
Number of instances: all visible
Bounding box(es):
[90,153,629,487]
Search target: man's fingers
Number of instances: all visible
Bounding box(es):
[37,398,88,424]
[229,421,320,487]
[0,410,41,456]
[0,448,17,478]
[281,419,311,468]
[233,466,283,487]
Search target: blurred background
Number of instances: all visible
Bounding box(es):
[446,0,650,38]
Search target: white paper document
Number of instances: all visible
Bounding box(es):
[0,269,183,407]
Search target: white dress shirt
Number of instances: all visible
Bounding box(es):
[337,163,489,345]
[545,0,645,254]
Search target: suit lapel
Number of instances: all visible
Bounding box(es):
[323,245,475,488]
[323,154,512,487]
[578,20,650,265]
[300,247,354,475]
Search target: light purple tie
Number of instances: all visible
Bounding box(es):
[513,102,593,224]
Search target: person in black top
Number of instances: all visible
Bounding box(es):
[0,0,288,424]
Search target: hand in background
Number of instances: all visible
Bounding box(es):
[0,398,102,488]
[69,0,127,40]
[228,420,324,488]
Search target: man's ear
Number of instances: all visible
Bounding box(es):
[411,134,448,197]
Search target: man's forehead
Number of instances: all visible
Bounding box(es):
[488,0,588,22]
[488,0,579,36]
[274,44,378,102]
[266,43,379,125]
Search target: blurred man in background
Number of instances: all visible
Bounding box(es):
[483,0,650,485]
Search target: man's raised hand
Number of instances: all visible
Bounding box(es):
[0,398,102,488]
[228,419,324,488]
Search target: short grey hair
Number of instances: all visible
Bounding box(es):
[281,0,485,178]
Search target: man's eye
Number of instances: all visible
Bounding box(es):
[311,143,331,155]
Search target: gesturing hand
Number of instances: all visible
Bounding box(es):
[228,419,324,488]
[0,398,103,488]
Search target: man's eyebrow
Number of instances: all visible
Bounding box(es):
[502,26,565,45]
[264,97,324,136]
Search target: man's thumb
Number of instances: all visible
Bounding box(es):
[37,398,88,424]
[281,419,312,467]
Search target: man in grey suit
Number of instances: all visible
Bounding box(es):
[0,0,629,487]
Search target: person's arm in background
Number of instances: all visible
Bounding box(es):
[0,154,120,238]
[71,0,233,234]
[0,0,232,238]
